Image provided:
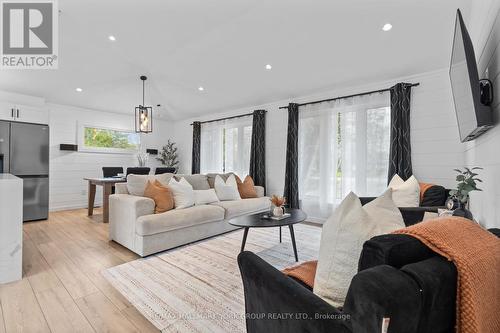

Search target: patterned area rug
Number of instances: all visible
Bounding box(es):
[103,223,321,332]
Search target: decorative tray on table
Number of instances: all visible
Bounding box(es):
[261,213,291,221]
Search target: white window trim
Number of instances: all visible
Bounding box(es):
[77,123,140,154]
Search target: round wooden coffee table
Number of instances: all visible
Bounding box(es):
[228,208,307,262]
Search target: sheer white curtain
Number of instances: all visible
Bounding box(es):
[298,92,391,222]
[200,116,253,177]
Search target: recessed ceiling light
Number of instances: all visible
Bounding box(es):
[198,86,204,91]
[382,23,392,31]
[265,64,272,70]
[108,35,116,41]
[75,87,83,92]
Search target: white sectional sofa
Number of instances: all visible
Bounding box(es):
[109,173,270,256]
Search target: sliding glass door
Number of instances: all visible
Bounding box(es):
[298,92,391,222]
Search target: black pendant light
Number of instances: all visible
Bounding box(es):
[135,75,153,133]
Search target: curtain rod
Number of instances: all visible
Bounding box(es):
[190,110,266,126]
[278,83,420,109]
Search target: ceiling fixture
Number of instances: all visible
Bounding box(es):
[198,86,204,91]
[108,35,116,41]
[75,87,83,92]
[265,64,272,70]
[382,23,392,31]
[135,76,153,133]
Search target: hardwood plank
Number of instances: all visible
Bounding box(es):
[37,241,99,299]
[3,208,228,332]
[23,222,52,247]
[121,306,160,333]
[76,292,139,333]
[23,231,61,292]
[21,228,96,332]
[30,217,132,311]
[34,286,95,333]
[0,279,51,333]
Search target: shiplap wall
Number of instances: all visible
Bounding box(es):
[49,104,173,211]
[173,68,462,200]
[465,1,500,228]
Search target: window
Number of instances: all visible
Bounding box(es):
[298,92,390,222]
[200,117,252,177]
[79,125,140,153]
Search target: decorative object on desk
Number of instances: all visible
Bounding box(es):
[135,75,153,133]
[156,139,179,169]
[270,195,286,217]
[449,167,483,220]
[136,151,149,167]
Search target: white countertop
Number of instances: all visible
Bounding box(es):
[0,173,21,181]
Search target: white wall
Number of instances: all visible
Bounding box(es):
[173,68,462,198]
[48,104,173,211]
[464,1,500,228]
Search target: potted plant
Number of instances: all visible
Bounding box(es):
[449,167,483,219]
[156,140,179,171]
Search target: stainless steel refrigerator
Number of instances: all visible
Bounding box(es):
[0,121,49,221]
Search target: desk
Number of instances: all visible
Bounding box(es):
[84,177,126,223]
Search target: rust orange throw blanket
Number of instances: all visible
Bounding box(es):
[394,217,500,333]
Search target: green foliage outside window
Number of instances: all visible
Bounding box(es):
[84,127,140,149]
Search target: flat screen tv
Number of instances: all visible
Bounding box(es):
[449,9,493,142]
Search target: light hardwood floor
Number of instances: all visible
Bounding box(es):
[0,208,160,333]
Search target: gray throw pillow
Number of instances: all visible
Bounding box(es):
[174,174,210,190]
[206,173,234,188]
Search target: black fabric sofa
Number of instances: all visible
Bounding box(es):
[238,216,500,333]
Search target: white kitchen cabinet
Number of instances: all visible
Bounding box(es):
[0,102,48,124]
[14,104,49,124]
[0,102,16,121]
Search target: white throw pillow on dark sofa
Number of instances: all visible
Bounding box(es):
[313,189,405,307]
[388,174,420,207]
[214,174,241,201]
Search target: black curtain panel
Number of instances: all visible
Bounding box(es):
[284,103,300,209]
[388,83,413,182]
[191,121,201,174]
[249,110,266,188]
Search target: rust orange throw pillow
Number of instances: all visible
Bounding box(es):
[143,180,174,213]
[235,175,258,198]
[419,182,435,203]
[282,260,318,288]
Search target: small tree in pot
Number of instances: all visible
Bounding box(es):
[449,167,482,219]
[156,140,179,170]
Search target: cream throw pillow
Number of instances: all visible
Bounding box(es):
[388,174,420,207]
[313,189,405,307]
[214,174,241,201]
[126,173,173,196]
[168,177,195,209]
[194,189,220,205]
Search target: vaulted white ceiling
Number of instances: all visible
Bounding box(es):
[0,0,471,120]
